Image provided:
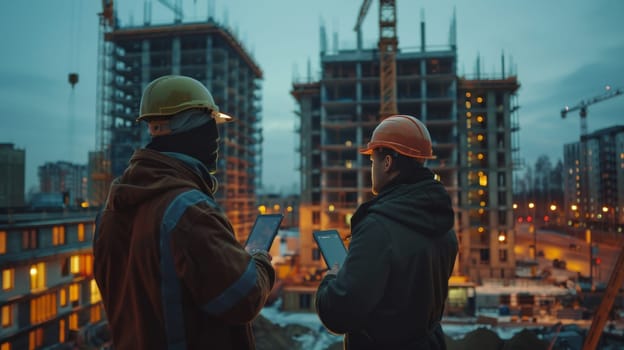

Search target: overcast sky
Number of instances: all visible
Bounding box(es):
[1,1,623,195]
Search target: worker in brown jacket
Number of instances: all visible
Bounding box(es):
[93,75,275,349]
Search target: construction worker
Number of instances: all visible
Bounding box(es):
[93,75,275,349]
[315,115,458,349]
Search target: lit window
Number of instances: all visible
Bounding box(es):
[53,226,66,246]
[30,263,46,291]
[59,319,66,343]
[69,284,80,303]
[90,305,101,323]
[465,101,471,109]
[476,115,484,123]
[90,280,101,304]
[479,174,488,187]
[30,293,57,324]
[465,92,471,98]
[77,224,85,242]
[0,231,6,254]
[2,269,14,291]
[28,328,43,350]
[477,96,484,103]
[1,342,10,350]
[69,313,79,331]
[1,305,12,327]
[70,256,81,274]
[59,288,67,307]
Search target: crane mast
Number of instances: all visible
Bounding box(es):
[354,0,398,119]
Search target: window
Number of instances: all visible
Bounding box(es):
[312,248,320,261]
[69,284,80,304]
[30,263,46,291]
[2,269,14,291]
[22,229,38,250]
[52,226,66,246]
[77,224,85,242]
[479,249,490,264]
[499,249,508,262]
[28,328,43,350]
[70,256,81,274]
[90,280,101,304]
[90,305,101,323]
[30,293,57,324]
[59,319,66,343]
[1,305,12,327]
[1,342,10,350]
[312,211,321,225]
[69,313,79,331]
[59,288,67,307]
[0,231,6,254]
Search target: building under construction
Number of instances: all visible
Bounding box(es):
[89,7,263,239]
[291,14,520,281]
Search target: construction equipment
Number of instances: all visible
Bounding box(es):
[583,244,624,349]
[354,0,398,118]
[157,0,183,23]
[561,86,623,136]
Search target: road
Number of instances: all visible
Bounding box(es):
[514,223,622,284]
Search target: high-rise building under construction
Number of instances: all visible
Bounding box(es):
[292,17,520,282]
[91,14,263,240]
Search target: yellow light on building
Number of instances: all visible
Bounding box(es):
[345,140,353,147]
[258,205,267,214]
[477,153,484,160]
[345,160,353,168]
[550,204,557,211]
[30,267,37,276]
[477,227,485,233]
[476,115,484,123]
[273,204,280,212]
[477,134,484,141]
[479,174,488,187]
[286,206,293,212]
[328,204,335,212]
[466,112,472,118]
[465,92,472,98]
[602,206,609,213]
[571,204,578,211]
[477,96,484,103]
[465,101,471,109]
[498,233,506,242]
[478,208,484,214]
[513,203,518,209]
[80,201,89,208]
[479,201,486,207]
[528,202,535,209]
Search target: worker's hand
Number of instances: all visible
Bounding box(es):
[250,248,272,262]
[325,263,340,277]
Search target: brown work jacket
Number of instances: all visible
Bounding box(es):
[93,149,275,349]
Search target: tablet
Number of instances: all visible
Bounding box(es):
[244,214,284,252]
[313,230,348,269]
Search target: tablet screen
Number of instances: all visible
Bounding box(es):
[313,230,347,268]
[244,214,284,252]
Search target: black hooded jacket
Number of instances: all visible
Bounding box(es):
[315,169,458,349]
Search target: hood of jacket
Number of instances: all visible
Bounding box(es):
[106,148,217,213]
[365,176,454,238]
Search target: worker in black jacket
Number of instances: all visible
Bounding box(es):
[315,114,458,350]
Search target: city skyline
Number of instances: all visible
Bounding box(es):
[1,1,623,195]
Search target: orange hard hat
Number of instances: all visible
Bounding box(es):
[359,115,436,159]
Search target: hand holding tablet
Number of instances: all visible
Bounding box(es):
[313,230,347,269]
[244,214,284,253]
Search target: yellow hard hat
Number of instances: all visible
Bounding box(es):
[137,75,233,124]
[359,115,436,159]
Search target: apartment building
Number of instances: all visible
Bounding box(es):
[0,144,25,208]
[457,77,520,281]
[92,18,263,240]
[564,125,624,229]
[0,211,100,349]
[38,162,88,206]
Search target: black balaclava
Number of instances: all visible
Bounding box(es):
[146,118,220,173]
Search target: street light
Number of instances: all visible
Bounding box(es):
[528,202,537,260]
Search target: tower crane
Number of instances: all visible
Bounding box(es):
[560,86,623,136]
[354,0,398,118]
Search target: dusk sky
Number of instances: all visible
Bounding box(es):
[1,1,623,195]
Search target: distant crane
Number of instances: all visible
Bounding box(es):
[354,0,398,118]
[560,85,623,136]
[157,0,184,23]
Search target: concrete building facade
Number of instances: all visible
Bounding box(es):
[292,22,520,281]
[93,19,263,240]
[0,211,100,349]
[0,144,25,208]
[457,78,520,281]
